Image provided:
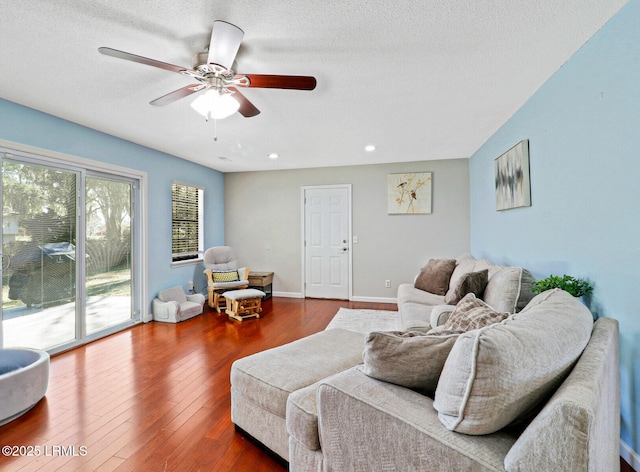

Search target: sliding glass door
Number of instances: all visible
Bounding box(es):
[1,152,140,352]
[85,175,134,335]
[1,160,78,349]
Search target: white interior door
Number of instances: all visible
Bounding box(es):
[303,186,351,299]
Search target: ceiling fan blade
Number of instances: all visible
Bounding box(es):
[149,84,204,106]
[207,21,244,71]
[228,87,260,117]
[239,74,317,90]
[99,47,187,74]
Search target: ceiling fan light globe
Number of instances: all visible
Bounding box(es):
[210,93,240,119]
[190,92,212,118]
[191,90,239,120]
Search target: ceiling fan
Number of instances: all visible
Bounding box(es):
[98,20,316,119]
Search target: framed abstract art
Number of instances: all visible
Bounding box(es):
[494,140,531,211]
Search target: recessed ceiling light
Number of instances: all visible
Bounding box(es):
[268,153,279,159]
[365,144,376,152]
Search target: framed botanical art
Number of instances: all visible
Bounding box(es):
[494,140,531,211]
[387,172,432,214]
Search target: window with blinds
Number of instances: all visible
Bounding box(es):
[171,182,204,263]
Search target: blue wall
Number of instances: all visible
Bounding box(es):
[469,0,640,453]
[0,98,225,313]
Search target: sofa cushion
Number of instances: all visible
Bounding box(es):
[430,293,509,336]
[445,253,478,300]
[482,267,524,313]
[445,254,535,313]
[398,302,436,332]
[360,330,458,396]
[398,284,446,306]
[515,268,536,311]
[433,289,594,435]
[444,269,489,305]
[231,328,366,419]
[414,259,456,295]
[429,304,457,328]
[287,382,323,450]
[397,283,445,331]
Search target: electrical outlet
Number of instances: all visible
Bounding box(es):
[188,281,194,291]
[385,280,391,288]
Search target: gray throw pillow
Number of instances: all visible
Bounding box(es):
[360,330,458,396]
[414,259,456,295]
[444,269,489,305]
[430,293,509,336]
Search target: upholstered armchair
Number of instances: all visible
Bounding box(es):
[152,285,205,323]
[203,246,249,312]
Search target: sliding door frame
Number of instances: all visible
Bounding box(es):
[0,139,148,354]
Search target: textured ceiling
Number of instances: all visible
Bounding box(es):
[0,1,626,172]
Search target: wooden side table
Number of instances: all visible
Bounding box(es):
[248,271,274,300]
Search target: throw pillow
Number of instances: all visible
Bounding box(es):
[431,293,509,335]
[445,253,478,300]
[444,269,489,305]
[360,330,459,396]
[482,267,523,313]
[212,270,240,283]
[414,259,456,296]
[433,289,594,435]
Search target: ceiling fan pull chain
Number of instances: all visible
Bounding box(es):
[214,119,218,141]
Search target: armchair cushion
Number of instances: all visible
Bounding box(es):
[210,280,248,290]
[211,270,240,283]
[204,246,239,271]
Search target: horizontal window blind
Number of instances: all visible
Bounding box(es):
[172,182,203,262]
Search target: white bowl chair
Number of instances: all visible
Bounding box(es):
[152,285,205,323]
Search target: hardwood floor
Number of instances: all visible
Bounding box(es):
[0,297,396,472]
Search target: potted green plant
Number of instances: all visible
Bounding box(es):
[531,274,593,298]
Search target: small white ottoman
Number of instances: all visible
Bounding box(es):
[222,288,266,321]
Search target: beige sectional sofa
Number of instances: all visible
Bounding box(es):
[230,255,620,472]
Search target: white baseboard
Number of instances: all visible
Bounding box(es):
[621,441,639,470]
[271,293,397,304]
[350,296,397,304]
[272,291,304,298]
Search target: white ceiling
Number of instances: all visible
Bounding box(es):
[0,1,626,172]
